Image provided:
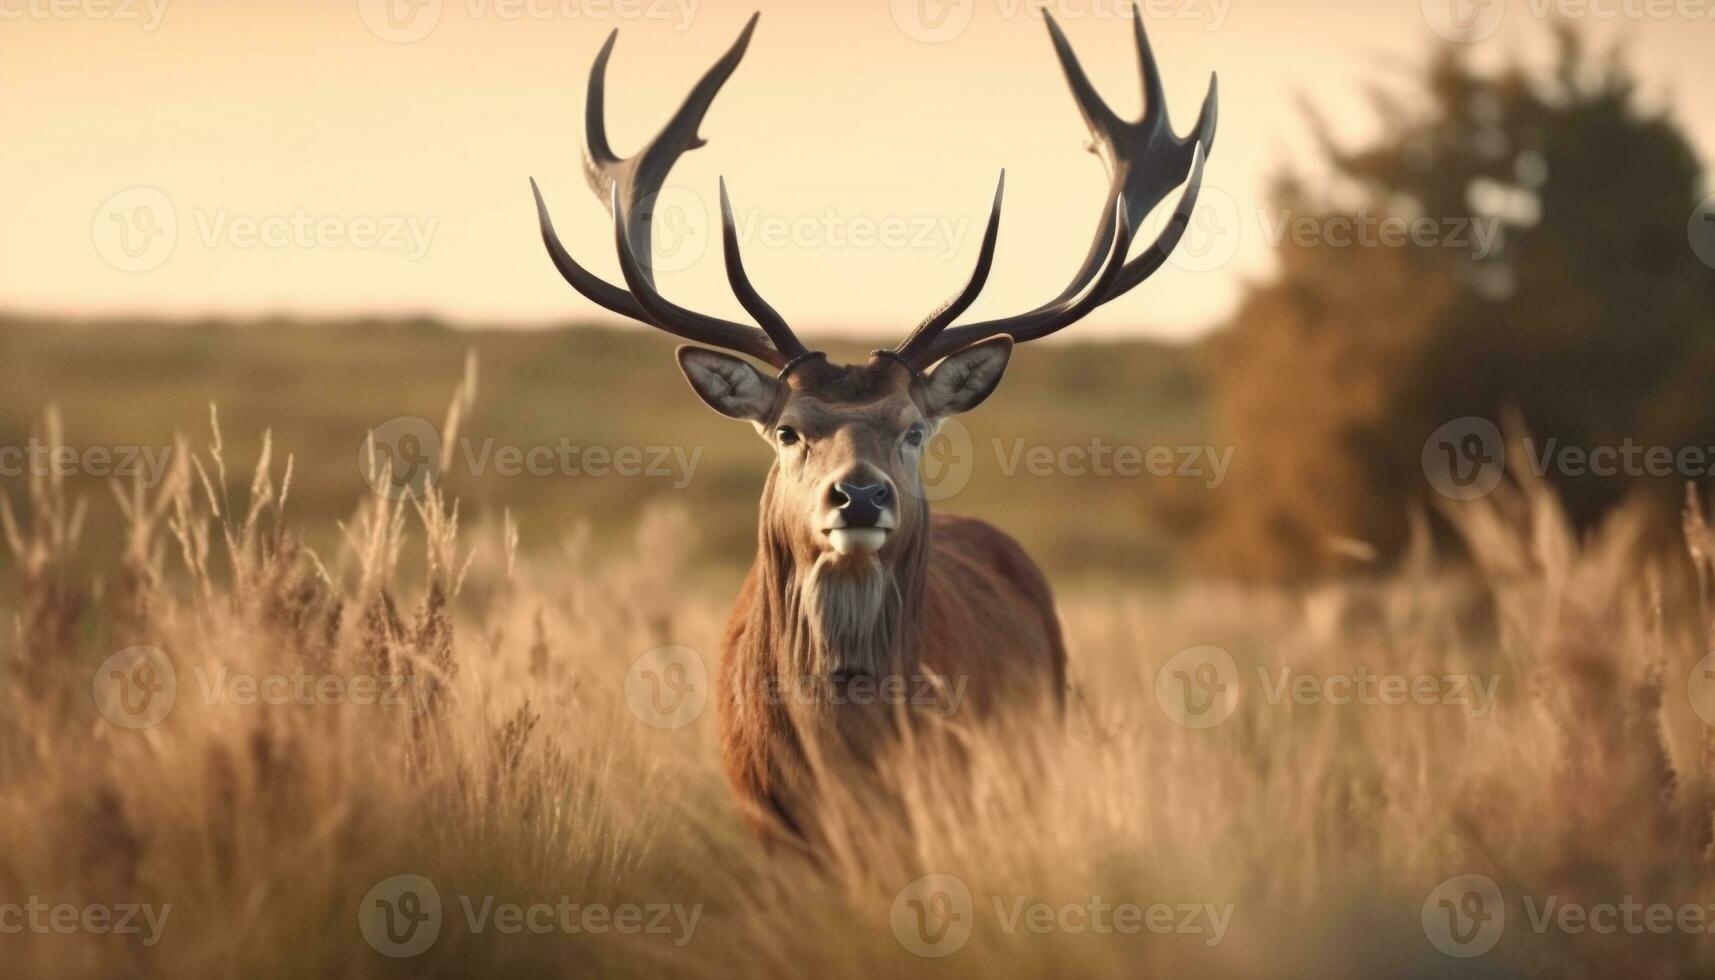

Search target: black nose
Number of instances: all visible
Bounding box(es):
[830,481,891,528]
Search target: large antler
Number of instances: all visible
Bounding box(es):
[530,13,812,370]
[893,9,1218,370]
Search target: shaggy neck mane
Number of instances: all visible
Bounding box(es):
[741,469,932,697]
[723,468,934,837]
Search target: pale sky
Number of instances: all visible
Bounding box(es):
[1,0,1711,341]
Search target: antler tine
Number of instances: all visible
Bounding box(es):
[918,140,1207,365]
[1106,82,1215,298]
[583,30,619,170]
[897,8,1217,369]
[531,176,653,325]
[610,12,758,279]
[610,184,788,366]
[1059,192,1139,324]
[533,13,805,369]
[892,171,1006,366]
[1047,6,1209,278]
[719,178,811,363]
[1131,8,1168,127]
[1044,12,1122,148]
[1191,67,1219,156]
[901,188,1140,372]
[1105,137,1209,296]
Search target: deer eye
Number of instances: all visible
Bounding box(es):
[903,424,926,449]
[776,426,800,446]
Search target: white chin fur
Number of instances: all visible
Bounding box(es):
[827,528,888,557]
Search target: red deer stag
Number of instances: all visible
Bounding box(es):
[531,11,1215,841]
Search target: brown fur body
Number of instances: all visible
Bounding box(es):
[672,351,1068,842]
[717,512,1066,839]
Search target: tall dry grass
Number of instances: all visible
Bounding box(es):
[4,382,1715,979]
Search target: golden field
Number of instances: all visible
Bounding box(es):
[4,339,1714,978]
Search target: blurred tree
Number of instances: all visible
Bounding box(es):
[1194,29,1715,580]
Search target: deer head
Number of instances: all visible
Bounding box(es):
[530,10,1216,649]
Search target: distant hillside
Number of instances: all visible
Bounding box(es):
[0,316,1211,583]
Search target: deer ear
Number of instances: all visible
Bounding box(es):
[676,346,781,422]
[919,336,1013,417]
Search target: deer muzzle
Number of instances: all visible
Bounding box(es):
[824,478,895,557]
